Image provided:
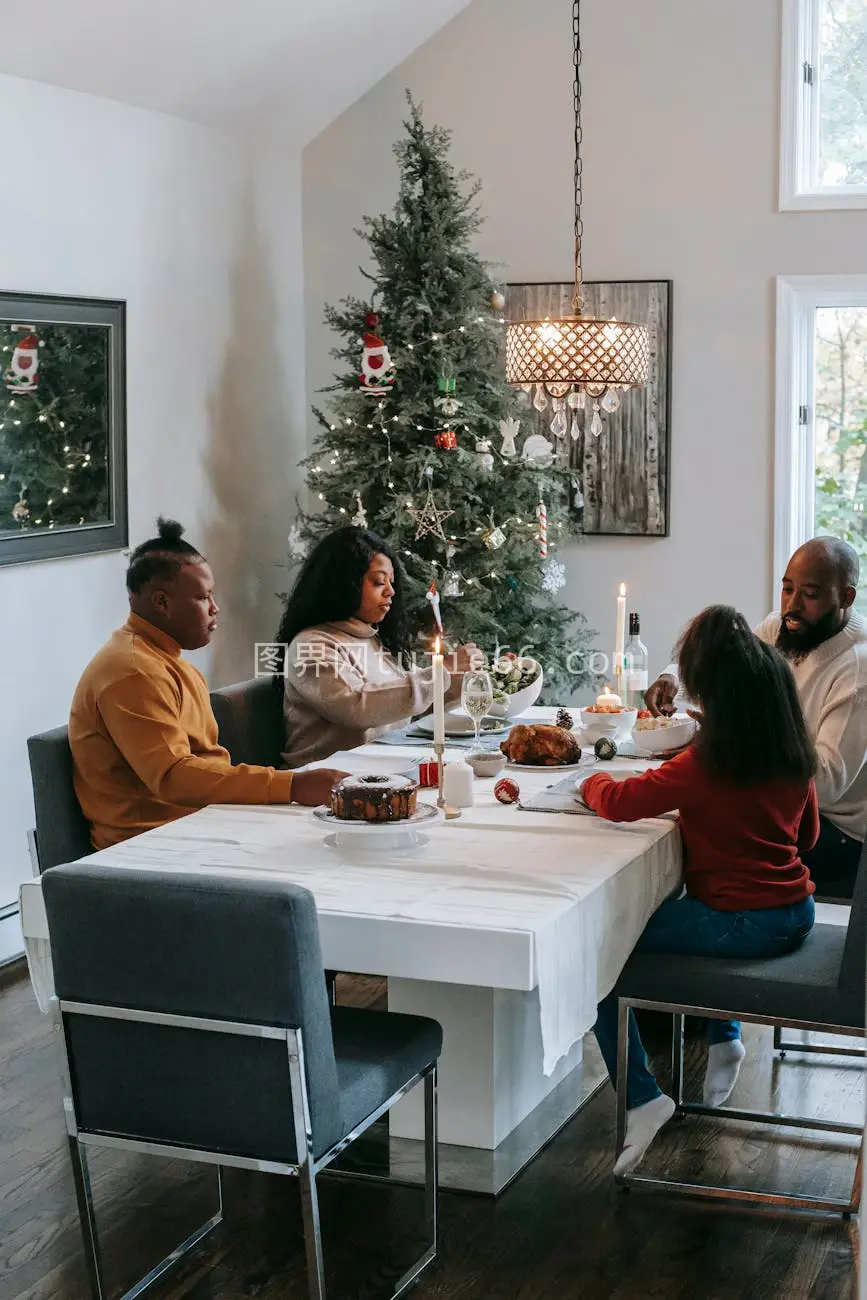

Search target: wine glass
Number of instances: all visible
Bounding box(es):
[461,668,494,752]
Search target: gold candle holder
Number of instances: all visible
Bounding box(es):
[433,741,461,820]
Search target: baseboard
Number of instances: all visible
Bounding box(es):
[0,904,24,967]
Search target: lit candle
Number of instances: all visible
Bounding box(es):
[615,582,627,678]
[595,685,623,712]
[433,636,446,747]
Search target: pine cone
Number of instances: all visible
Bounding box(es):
[556,707,573,731]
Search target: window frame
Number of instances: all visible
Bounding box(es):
[780,0,867,210]
[775,274,867,594]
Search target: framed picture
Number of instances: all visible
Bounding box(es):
[504,279,672,537]
[0,292,127,567]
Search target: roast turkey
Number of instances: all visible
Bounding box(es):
[500,723,582,766]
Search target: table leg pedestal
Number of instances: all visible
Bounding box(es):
[388,978,582,1149]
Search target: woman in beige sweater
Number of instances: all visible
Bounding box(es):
[277,527,476,767]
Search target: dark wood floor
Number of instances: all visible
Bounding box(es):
[0,963,862,1300]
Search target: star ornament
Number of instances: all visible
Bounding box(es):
[409,486,454,543]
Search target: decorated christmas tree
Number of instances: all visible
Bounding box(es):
[292,97,595,696]
[0,323,110,532]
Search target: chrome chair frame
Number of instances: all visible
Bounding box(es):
[772,1022,865,1060]
[615,998,864,1217]
[55,1000,438,1300]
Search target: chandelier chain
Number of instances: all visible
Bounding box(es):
[572,0,584,314]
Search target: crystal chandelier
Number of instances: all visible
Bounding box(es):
[505,0,649,436]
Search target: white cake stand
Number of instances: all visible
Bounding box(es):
[311,802,442,855]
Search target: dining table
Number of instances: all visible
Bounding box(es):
[19,706,682,1195]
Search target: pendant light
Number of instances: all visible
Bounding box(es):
[505,0,649,435]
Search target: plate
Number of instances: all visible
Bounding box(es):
[322,831,433,856]
[506,759,591,774]
[312,802,441,832]
[414,714,507,737]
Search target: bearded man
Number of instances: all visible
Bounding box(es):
[645,538,867,897]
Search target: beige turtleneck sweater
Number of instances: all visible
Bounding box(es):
[281,619,450,767]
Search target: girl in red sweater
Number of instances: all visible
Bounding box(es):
[582,606,818,1175]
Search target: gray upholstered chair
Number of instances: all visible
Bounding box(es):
[26,726,92,873]
[210,676,285,768]
[211,674,339,1007]
[42,862,440,1300]
[612,845,867,1215]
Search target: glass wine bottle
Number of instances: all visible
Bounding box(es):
[624,613,648,710]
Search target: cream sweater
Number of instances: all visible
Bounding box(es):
[665,610,867,841]
[281,619,450,767]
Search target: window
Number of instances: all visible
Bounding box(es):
[780,0,867,209]
[776,276,867,614]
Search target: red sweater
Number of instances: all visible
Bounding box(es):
[582,747,818,911]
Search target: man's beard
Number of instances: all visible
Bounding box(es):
[776,608,841,662]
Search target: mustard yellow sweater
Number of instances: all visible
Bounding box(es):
[70,614,294,849]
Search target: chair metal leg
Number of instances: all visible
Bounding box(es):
[846,1136,863,1219]
[68,1138,223,1300]
[68,1136,105,1300]
[671,1013,685,1106]
[298,1160,327,1300]
[614,997,630,1172]
[424,1067,438,1258]
[773,1024,785,1057]
[388,1066,439,1300]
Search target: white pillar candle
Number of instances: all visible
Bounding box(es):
[433,637,446,747]
[443,759,475,808]
[615,582,627,676]
[595,685,623,712]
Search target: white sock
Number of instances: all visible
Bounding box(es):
[614,1093,676,1176]
[703,1039,746,1108]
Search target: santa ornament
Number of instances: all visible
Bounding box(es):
[4,330,40,394]
[359,312,395,396]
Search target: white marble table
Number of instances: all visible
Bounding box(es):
[20,709,682,1194]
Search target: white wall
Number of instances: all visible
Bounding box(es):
[302,0,867,695]
[0,74,245,921]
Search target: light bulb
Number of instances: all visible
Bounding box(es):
[538,320,562,347]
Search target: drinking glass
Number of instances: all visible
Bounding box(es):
[461,669,494,751]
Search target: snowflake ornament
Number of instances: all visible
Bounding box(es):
[541,558,567,593]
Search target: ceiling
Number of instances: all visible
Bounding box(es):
[0,0,473,141]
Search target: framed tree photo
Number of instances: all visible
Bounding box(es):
[0,292,127,567]
[505,279,672,536]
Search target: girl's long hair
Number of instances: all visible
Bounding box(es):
[677,605,816,785]
[275,526,411,667]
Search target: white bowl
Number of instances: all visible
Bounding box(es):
[487,659,544,719]
[630,714,697,756]
[579,706,638,743]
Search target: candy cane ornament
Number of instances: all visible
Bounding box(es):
[537,499,548,559]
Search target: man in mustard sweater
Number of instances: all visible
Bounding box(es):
[70,518,346,849]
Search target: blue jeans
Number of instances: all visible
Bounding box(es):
[593,893,815,1109]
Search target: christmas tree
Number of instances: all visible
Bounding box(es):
[0,323,110,533]
[293,97,595,696]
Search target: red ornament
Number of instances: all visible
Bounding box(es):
[494,777,520,805]
[418,759,440,788]
[435,429,458,451]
